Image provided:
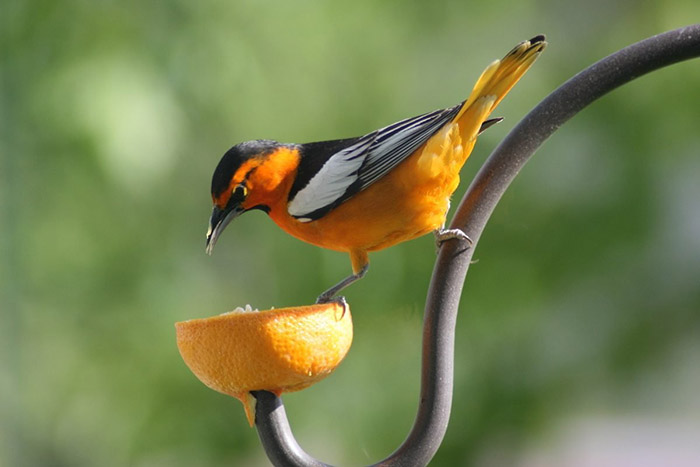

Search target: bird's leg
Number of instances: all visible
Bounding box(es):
[316,264,369,304]
[434,200,474,248]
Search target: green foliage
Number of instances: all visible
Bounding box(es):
[2,1,699,465]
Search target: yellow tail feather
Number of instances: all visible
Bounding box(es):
[455,35,547,139]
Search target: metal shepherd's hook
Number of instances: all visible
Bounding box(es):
[253,24,700,467]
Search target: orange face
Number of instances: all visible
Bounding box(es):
[206,142,301,254]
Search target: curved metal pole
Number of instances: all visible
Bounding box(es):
[253,24,700,467]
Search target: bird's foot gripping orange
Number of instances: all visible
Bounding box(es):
[175,302,353,426]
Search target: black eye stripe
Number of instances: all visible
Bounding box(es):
[224,162,260,208]
[230,185,247,203]
[225,185,247,210]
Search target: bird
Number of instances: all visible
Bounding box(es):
[206,35,546,303]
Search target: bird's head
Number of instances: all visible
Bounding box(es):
[206,139,298,254]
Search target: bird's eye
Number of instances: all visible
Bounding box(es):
[232,184,247,201]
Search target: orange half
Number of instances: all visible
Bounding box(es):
[175,302,352,425]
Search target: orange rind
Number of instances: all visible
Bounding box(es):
[175,302,352,426]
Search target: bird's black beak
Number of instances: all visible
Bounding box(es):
[205,204,244,255]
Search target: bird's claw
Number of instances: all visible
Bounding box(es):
[315,294,348,315]
[434,228,473,248]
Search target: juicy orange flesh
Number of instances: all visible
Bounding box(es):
[175,302,353,425]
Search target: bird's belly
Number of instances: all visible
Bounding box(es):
[284,183,452,253]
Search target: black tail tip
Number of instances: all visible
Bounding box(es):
[479,117,504,134]
[529,34,546,44]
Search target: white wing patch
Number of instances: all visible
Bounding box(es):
[287,137,375,220]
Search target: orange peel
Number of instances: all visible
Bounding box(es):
[175,302,352,426]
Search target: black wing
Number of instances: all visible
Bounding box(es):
[287,103,462,221]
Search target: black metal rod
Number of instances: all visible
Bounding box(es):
[252,391,331,467]
[253,24,700,467]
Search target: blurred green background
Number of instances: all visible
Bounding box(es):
[2,1,699,466]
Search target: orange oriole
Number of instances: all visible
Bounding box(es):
[206,36,546,303]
